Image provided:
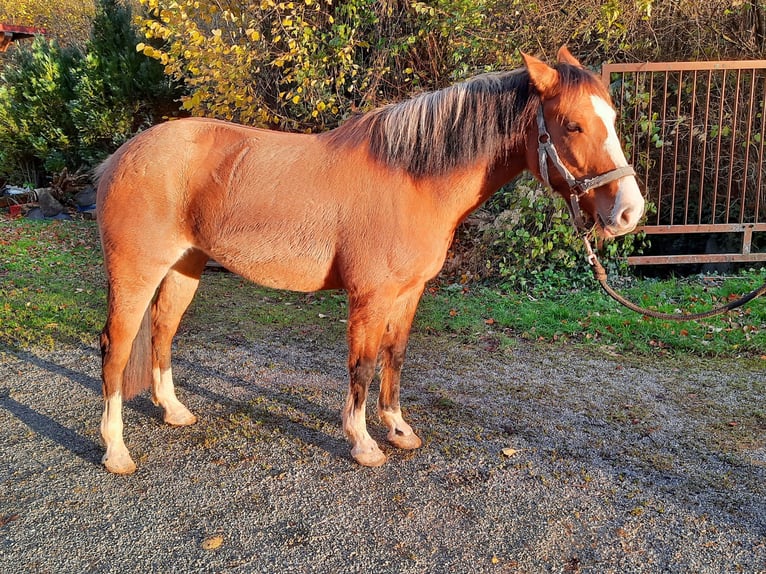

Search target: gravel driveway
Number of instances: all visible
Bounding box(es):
[1,329,764,573]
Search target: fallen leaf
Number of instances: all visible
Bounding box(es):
[201,535,224,550]
[0,514,19,528]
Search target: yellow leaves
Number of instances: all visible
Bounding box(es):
[134,0,423,131]
[136,43,163,61]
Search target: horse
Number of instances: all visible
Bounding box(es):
[95,46,644,474]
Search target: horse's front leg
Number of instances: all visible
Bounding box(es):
[343,294,390,467]
[378,287,423,450]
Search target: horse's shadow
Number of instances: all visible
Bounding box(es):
[0,343,350,470]
[171,353,350,459]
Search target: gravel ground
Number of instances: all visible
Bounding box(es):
[0,331,764,573]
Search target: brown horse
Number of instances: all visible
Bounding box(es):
[95,47,644,474]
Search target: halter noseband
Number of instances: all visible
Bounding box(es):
[536,105,636,230]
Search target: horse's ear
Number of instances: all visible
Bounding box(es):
[557,45,583,68]
[521,51,560,98]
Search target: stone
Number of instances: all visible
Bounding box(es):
[74,185,97,208]
[36,188,63,217]
[26,207,45,220]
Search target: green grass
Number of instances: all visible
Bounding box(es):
[2,218,766,357]
[0,220,106,347]
[417,274,766,356]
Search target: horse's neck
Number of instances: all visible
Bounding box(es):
[427,155,528,230]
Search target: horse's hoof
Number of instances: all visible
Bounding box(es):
[388,430,422,450]
[351,445,387,467]
[164,407,197,427]
[102,452,137,475]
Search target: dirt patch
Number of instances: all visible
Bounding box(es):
[0,333,764,572]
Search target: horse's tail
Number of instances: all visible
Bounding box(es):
[122,304,153,400]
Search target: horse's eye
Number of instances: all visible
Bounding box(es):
[566,122,583,133]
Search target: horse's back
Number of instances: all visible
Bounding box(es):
[96,118,356,290]
[95,116,452,293]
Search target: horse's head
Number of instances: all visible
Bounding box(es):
[522,47,645,238]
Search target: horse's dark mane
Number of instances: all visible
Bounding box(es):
[323,64,605,177]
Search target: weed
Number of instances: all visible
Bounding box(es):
[2,219,766,358]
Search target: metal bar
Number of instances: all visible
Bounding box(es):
[670,71,683,225]
[627,72,640,169]
[742,68,758,224]
[712,69,727,224]
[756,72,766,224]
[647,72,657,222]
[698,69,713,225]
[659,71,670,224]
[726,69,742,224]
[683,70,698,225]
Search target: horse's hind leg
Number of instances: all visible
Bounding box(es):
[378,286,423,450]
[101,275,167,474]
[151,249,209,426]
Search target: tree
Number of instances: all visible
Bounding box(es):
[135,0,496,131]
[0,0,179,183]
[0,0,95,49]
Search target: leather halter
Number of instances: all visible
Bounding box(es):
[536,105,636,230]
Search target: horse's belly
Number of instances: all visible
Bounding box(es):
[209,243,339,292]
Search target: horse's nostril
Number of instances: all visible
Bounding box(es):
[615,204,640,227]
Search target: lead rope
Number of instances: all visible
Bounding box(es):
[582,234,766,320]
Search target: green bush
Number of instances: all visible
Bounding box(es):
[0,38,78,181]
[481,176,648,293]
[0,0,178,184]
[135,0,496,130]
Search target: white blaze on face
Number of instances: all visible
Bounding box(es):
[590,95,645,235]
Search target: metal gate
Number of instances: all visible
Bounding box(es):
[602,60,766,265]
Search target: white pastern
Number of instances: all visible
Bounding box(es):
[100,392,136,474]
[380,409,422,449]
[343,399,386,467]
[591,95,645,234]
[152,367,197,426]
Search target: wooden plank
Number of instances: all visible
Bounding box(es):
[639,223,766,235]
[627,253,766,265]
